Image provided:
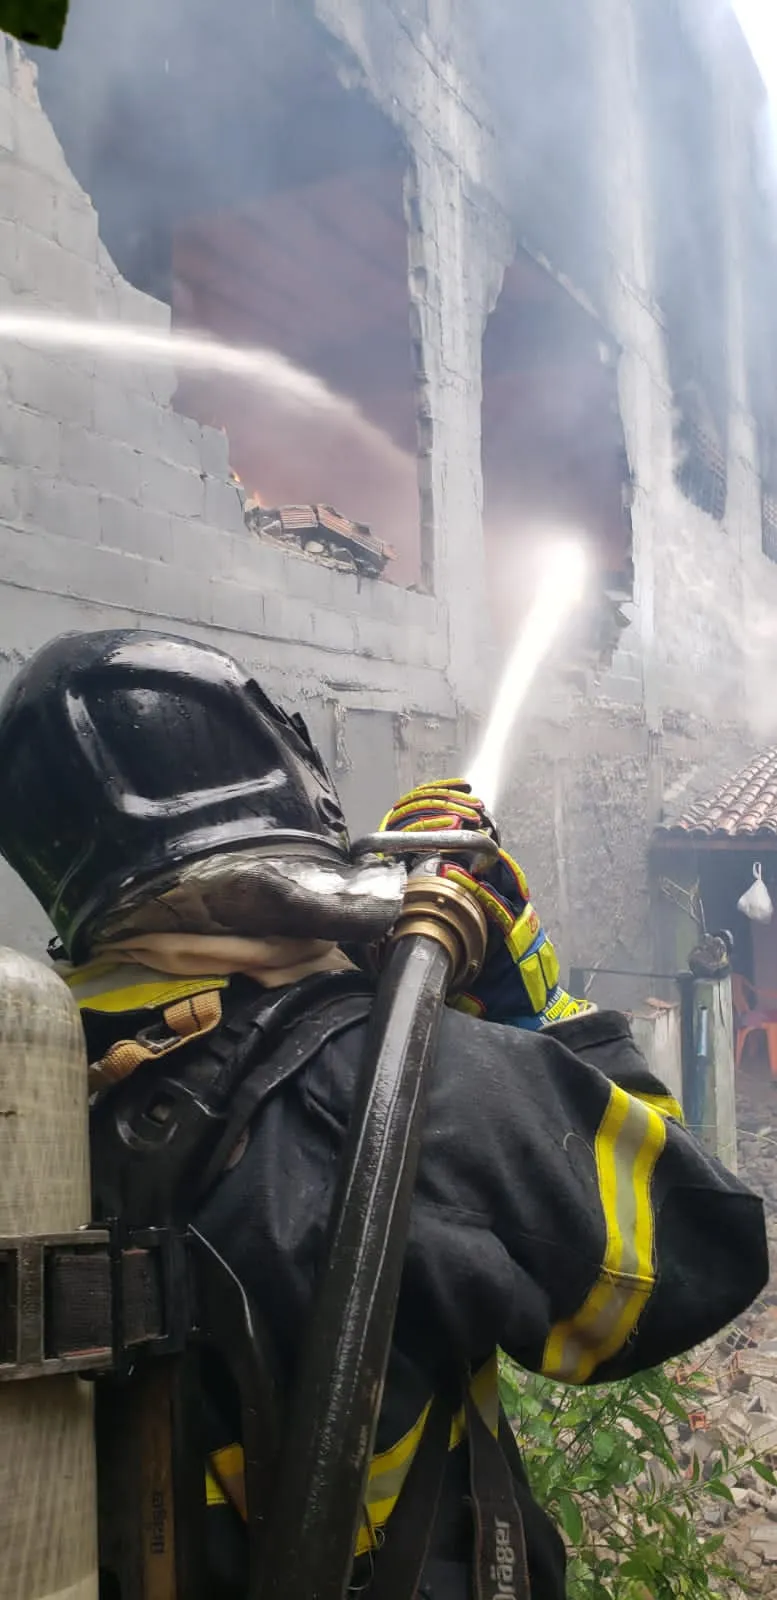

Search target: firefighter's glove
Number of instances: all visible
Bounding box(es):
[380,781,592,1030]
[378,778,498,840]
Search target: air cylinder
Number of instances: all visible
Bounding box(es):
[0,947,98,1600]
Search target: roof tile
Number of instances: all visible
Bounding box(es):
[655,750,777,840]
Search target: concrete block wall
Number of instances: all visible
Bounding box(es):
[313,0,511,707]
[0,32,457,956]
[589,0,771,729]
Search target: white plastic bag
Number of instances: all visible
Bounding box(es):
[737,862,774,924]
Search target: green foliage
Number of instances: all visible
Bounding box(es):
[0,1,69,49]
[498,1355,765,1599]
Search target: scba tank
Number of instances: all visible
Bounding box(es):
[0,947,97,1600]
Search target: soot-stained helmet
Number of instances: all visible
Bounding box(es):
[0,629,356,961]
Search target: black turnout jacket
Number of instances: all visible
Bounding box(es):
[81,971,768,1600]
[193,1001,767,1598]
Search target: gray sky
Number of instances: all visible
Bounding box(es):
[734,1,777,100]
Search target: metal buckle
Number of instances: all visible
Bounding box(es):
[0,1226,192,1382]
[0,1229,113,1380]
[112,1226,192,1375]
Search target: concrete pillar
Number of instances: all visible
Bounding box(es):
[591,0,660,728]
[681,974,738,1172]
[630,998,683,1106]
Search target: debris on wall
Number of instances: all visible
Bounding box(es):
[243,500,394,579]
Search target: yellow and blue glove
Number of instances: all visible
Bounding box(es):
[380,780,593,1031]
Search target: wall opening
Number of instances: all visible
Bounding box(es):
[35,0,422,585]
[472,3,601,307]
[481,250,633,655]
[638,0,729,522]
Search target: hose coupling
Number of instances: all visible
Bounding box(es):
[388,870,488,993]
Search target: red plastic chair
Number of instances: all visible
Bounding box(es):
[732,974,777,1078]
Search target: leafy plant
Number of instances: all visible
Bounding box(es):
[498,1355,775,1599]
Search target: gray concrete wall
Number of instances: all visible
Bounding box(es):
[0,3,773,1001]
[0,29,472,948]
[0,34,462,954]
[498,0,770,998]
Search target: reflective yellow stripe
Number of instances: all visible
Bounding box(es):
[204,1363,499,1554]
[355,1357,498,1556]
[206,1469,227,1507]
[65,959,228,1015]
[389,811,466,830]
[634,1091,684,1124]
[541,1085,666,1383]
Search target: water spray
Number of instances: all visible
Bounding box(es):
[0,311,585,811]
[0,310,412,470]
[466,540,588,811]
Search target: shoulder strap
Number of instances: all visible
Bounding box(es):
[194,979,374,1203]
[90,970,373,1230]
[465,1391,532,1600]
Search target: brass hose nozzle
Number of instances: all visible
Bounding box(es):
[388,868,488,993]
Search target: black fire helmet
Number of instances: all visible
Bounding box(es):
[0,628,351,961]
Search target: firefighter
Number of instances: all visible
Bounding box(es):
[0,628,767,1600]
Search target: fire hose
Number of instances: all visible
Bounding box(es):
[262,830,496,1600]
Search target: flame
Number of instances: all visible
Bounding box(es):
[224,453,263,507]
[215,431,264,505]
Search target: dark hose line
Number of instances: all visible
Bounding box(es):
[261,933,453,1600]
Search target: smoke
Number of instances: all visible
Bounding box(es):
[25,0,777,726]
[28,0,422,572]
[30,0,405,311]
[733,3,777,120]
[32,0,314,289]
[471,5,602,302]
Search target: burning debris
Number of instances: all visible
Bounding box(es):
[225,449,395,579]
[242,499,395,579]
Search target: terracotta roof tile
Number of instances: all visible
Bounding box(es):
[655,750,777,840]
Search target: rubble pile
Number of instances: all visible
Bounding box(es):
[678,1314,777,1592]
[243,501,394,578]
[662,1065,777,1592]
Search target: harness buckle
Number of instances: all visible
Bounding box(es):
[0,1228,114,1380]
[0,1225,191,1382]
